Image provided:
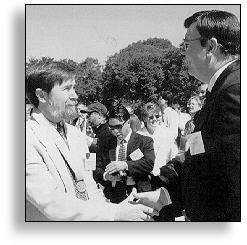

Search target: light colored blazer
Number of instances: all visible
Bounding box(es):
[26,110,117,221]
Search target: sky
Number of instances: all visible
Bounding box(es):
[26,4,240,65]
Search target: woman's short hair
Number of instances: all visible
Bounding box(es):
[136,102,161,122]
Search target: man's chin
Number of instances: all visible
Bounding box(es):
[64,108,77,120]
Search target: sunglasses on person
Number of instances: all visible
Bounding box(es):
[148,114,160,120]
[85,111,99,117]
[79,110,88,114]
[109,120,127,131]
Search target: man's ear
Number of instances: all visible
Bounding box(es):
[206,37,218,56]
[35,88,48,104]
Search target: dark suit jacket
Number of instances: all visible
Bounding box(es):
[181,60,240,221]
[93,132,155,203]
[89,122,117,153]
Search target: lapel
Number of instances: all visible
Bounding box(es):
[109,148,117,161]
[195,60,240,131]
[30,113,81,177]
[29,111,76,193]
[127,132,140,157]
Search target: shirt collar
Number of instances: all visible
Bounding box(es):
[208,59,237,92]
[118,129,132,145]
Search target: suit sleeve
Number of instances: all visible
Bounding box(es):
[126,136,155,177]
[93,147,111,186]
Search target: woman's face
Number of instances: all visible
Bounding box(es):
[187,98,201,115]
[144,110,161,130]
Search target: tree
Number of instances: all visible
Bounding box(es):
[101,38,199,108]
[26,57,103,105]
[75,57,103,104]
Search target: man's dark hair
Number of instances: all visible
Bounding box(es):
[26,61,75,108]
[184,10,240,55]
[108,104,130,122]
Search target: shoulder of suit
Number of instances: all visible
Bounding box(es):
[133,131,153,142]
[219,69,240,94]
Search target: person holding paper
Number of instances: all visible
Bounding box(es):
[26,61,158,221]
[176,95,203,160]
[181,10,240,221]
[95,104,155,203]
[136,10,240,221]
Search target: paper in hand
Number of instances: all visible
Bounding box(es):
[188,131,205,156]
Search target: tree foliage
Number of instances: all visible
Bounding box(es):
[101,38,199,109]
[26,38,200,108]
[75,57,103,104]
[26,56,103,105]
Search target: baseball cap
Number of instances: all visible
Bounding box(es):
[81,102,108,116]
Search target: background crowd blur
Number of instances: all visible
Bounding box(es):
[26,84,206,151]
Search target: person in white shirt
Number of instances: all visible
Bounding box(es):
[136,102,178,176]
[162,94,179,140]
[136,102,180,221]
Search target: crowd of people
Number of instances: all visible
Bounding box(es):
[26,10,240,221]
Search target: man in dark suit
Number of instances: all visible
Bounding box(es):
[93,104,155,203]
[135,10,240,221]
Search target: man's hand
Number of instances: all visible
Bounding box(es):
[152,166,161,176]
[174,152,186,162]
[105,161,127,174]
[131,187,172,212]
[114,189,158,221]
[104,172,122,187]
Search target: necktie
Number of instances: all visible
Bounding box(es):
[57,121,69,148]
[118,139,127,161]
[56,121,89,201]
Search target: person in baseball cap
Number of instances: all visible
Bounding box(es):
[82,102,108,117]
[82,102,117,155]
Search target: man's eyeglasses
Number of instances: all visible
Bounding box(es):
[148,114,160,120]
[109,120,127,131]
[182,37,203,50]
